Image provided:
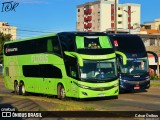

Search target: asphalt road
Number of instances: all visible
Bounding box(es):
[0,80,160,119]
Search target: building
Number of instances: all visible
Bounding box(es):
[76,0,140,32]
[0,22,17,40]
[140,19,160,34]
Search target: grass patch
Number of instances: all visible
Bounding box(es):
[150,80,160,87]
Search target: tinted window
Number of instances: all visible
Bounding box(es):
[47,36,61,55]
[111,35,146,53]
[23,64,62,78]
[4,36,62,56]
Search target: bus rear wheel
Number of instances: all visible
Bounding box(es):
[14,81,19,95]
[19,82,27,96]
[58,84,66,100]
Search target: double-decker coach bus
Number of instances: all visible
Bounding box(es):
[108,34,150,92]
[3,32,119,99]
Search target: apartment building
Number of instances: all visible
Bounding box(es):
[76,0,140,32]
[142,19,160,30]
[0,22,17,40]
[140,19,160,34]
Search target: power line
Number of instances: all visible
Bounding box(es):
[17,28,53,33]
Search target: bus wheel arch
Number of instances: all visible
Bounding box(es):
[57,83,66,100]
[14,80,19,95]
[19,81,27,96]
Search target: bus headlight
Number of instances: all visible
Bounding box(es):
[73,82,90,89]
[120,79,127,82]
[146,78,150,81]
[146,76,150,81]
[76,83,89,89]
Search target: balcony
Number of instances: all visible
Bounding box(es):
[128,17,131,22]
[84,23,92,28]
[84,9,92,14]
[88,30,92,32]
[84,16,92,21]
[111,16,114,21]
[128,10,131,14]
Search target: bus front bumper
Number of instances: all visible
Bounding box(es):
[119,79,150,91]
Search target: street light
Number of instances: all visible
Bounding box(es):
[123,10,135,33]
[114,0,117,34]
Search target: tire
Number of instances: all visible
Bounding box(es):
[14,81,19,95]
[57,84,66,100]
[19,82,27,96]
[113,95,118,99]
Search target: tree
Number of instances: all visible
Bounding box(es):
[0,32,12,64]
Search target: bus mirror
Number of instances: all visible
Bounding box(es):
[64,52,84,67]
[147,51,158,63]
[115,51,127,65]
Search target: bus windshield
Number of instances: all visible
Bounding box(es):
[119,58,149,75]
[80,59,117,82]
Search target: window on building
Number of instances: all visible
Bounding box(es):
[118,14,122,17]
[98,4,100,8]
[145,25,151,29]
[85,5,90,9]
[111,4,114,9]
[118,21,122,24]
[150,39,155,46]
[78,9,80,12]
[128,6,131,10]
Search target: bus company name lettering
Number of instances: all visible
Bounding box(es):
[89,55,106,59]
[6,48,18,53]
[31,55,48,63]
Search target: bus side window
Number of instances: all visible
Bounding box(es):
[51,36,61,55]
[5,67,9,76]
[70,66,77,78]
[47,39,53,52]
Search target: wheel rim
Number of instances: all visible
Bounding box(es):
[22,85,25,94]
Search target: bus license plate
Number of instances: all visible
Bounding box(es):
[98,94,105,97]
[134,86,140,90]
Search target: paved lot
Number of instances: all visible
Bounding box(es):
[0,79,160,120]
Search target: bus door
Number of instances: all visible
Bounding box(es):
[4,66,12,88]
[65,61,79,96]
[40,64,62,94]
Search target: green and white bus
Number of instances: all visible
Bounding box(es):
[3,32,118,99]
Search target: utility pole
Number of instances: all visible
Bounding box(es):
[123,10,135,34]
[157,36,159,77]
[114,0,117,34]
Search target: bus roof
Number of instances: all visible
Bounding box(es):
[108,34,146,53]
[5,32,107,45]
[4,33,57,44]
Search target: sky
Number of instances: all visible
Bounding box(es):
[0,0,160,39]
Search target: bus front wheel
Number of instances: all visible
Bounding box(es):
[14,81,19,95]
[19,82,27,96]
[57,84,66,100]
